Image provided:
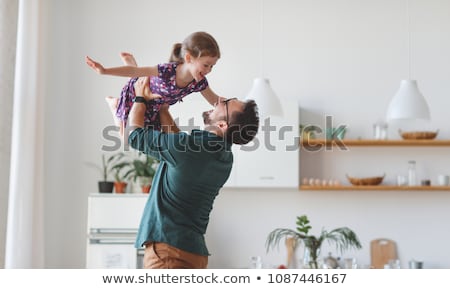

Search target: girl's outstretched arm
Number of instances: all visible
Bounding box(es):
[200,86,222,106]
[86,56,158,77]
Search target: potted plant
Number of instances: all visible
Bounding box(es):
[299,124,319,141]
[111,157,130,194]
[126,153,159,194]
[85,153,120,193]
[266,215,362,269]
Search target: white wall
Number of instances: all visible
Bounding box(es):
[4,0,449,268]
[0,0,18,269]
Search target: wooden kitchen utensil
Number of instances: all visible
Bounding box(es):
[285,237,297,268]
[370,238,398,269]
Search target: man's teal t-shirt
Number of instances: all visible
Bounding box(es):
[129,128,233,256]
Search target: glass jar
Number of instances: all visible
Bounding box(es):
[373,121,388,139]
[250,256,262,269]
[408,160,417,186]
[302,246,321,269]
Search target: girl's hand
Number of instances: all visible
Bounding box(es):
[85,56,105,74]
[134,77,162,101]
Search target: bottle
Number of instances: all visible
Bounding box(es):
[373,121,388,139]
[250,256,262,269]
[408,160,417,186]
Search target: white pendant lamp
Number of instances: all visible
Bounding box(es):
[386,79,430,120]
[246,0,283,118]
[247,78,283,117]
[386,0,431,121]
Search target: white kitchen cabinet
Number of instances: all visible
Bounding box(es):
[86,193,148,268]
[87,193,147,229]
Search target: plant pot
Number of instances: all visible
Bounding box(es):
[114,182,128,194]
[137,176,152,194]
[141,184,151,194]
[98,181,114,193]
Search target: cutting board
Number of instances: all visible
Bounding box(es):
[370,238,397,269]
[285,237,298,269]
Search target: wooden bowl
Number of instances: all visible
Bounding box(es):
[346,174,385,186]
[399,130,438,140]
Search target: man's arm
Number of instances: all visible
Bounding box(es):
[128,78,149,130]
[128,100,146,129]
[159,104,180,133]
[128,77,192,167]
[129,77,179,134]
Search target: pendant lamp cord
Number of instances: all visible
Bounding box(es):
[406,0,411,80]
[260,0,264,78]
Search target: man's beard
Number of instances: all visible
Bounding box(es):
[202,111,211,125]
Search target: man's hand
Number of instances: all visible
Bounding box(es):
[134,77,162,101]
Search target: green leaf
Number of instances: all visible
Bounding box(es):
[266,214,362,267]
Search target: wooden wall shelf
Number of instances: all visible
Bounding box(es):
[300,185,450,191]
[299,139,450,191]
[301,139,450,147]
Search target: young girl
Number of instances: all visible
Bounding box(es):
[86,31,222,134]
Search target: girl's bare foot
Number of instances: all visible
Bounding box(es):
[120,52,137,67]
[105,96,121,127]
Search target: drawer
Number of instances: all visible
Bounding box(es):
[87,194,147,229]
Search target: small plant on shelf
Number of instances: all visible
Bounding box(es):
[130,153,158,193]
[113,152,159,194]
[111,153,132,193]
[86,153,124,193]
[300,124,319,140]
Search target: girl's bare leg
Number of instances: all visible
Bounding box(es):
[105,96,121,127]
[105,96,125,137]
[104,98,126,142]
[120,52,137,66]
[104,53,138,137]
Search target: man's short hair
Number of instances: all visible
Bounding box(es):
[226,100,259,145]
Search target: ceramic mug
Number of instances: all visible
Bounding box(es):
[397,175,407,186]
[437,175,450,186]
[408,260,423,269]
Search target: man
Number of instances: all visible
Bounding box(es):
[128,77,259,269]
